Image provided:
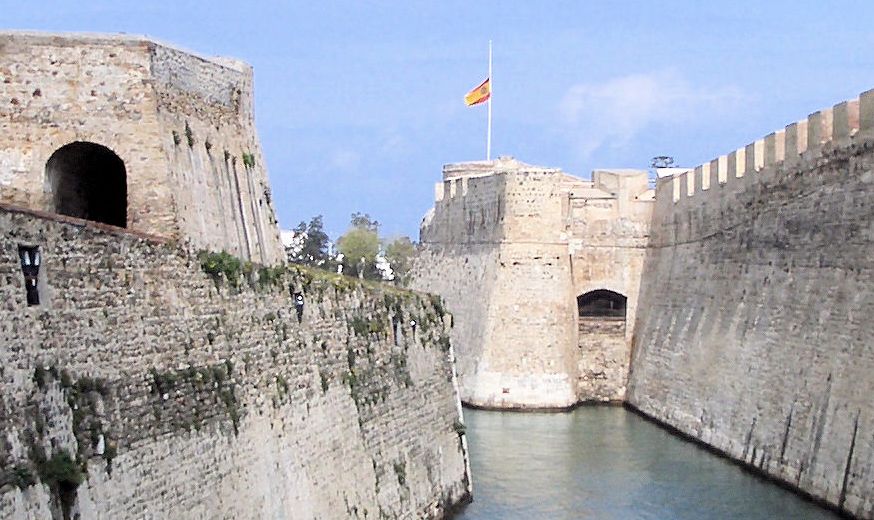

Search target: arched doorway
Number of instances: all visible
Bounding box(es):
[46,142,127,227]
[577,289,627,319]
[576,289,629,402]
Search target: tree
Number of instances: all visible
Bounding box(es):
[287,215,332,268]
[337,226,380,279]
[350,212,379,233]
[384,236,416,285]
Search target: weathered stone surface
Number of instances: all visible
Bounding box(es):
[0,206,470,520]
[411,158,653,408]
[629,94,874,518]
[0,31,283,265]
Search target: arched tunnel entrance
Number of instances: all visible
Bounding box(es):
[46,142,127,227]
[577,289,627,320]
[575,289,629,402]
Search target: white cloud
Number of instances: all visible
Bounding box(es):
[559,70,745,158]
[329,149,361,171]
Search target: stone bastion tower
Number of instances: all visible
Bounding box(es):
[411,156,654,409]
[0,31,284,264]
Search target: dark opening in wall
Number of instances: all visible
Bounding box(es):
[18,245,41,305]
[46,142,127,227]
[577,289,627,319]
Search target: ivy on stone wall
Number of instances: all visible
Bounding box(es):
[3,366,117,518]
[148,360,241,435]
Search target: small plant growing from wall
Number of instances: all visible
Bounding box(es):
[393,460,407,487]
[7,464,36,489]
[242,152,255,168]
[35,450,85,518]
[185,122,195,147]
[198,251,242,288]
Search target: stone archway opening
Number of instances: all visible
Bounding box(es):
[47,142,127,227]
[575,289,630,401]
[577,289,627,320]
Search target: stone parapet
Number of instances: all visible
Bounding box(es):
[629,89,874,518]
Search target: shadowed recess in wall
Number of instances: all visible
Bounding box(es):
[577,289,627,319]
[46,142,127,228]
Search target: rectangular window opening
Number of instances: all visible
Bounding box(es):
[17,245,41,306]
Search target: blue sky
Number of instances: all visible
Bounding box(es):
[5,1,874,239]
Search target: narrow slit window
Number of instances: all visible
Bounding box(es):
[18,245,41,306]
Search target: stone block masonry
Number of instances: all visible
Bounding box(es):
[412,158,652,409]
[0,31,284,265]
[628,89,874,518]
[0,205,470,520]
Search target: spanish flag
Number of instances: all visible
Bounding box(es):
[464,78,491,106]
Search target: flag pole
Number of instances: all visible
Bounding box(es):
[487,40,492,161]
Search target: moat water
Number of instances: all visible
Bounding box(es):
[454,407,840,520]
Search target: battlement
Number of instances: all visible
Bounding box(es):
[435,160,562,201]
[658,88,874,206]
[425,159,654,247]
[433,159,652,204]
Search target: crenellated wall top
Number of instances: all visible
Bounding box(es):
[657,88,874,206]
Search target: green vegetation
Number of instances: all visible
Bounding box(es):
[199,250,242,287]
[75,376,109,397]
[393,460,407,487]
[150,368,179,396]
[36,450,84,490]
[276,374,289,396]
[437,334,451,352]
[33,365,57,389]
[338,225,380,279]
[319,370,330,393]
[349,316,387,337]
[185,122,195,147]
[429,294,446,317]
[6,464,36,489]
[59,369,73,388]
[242,151,256,168]
[257,265,285,290]
[288,215,334,269]
[384,236,415,286]
[198,250,285,292]
[150,361,241,435]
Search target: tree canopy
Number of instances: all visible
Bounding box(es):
[289,212,416,284]
[286,215,332,268]
[337,213,381,279]
[384,236,415,285]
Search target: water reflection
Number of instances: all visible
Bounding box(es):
[455,407,839,520]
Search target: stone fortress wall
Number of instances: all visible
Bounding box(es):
[0,32,469,520]
[0,32,283,265]
[411,158,653,408]
[0,206,470,520]
[413,86,874,518]
[627,89,874,518]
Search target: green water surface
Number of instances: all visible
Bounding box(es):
[454,407,840,520]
